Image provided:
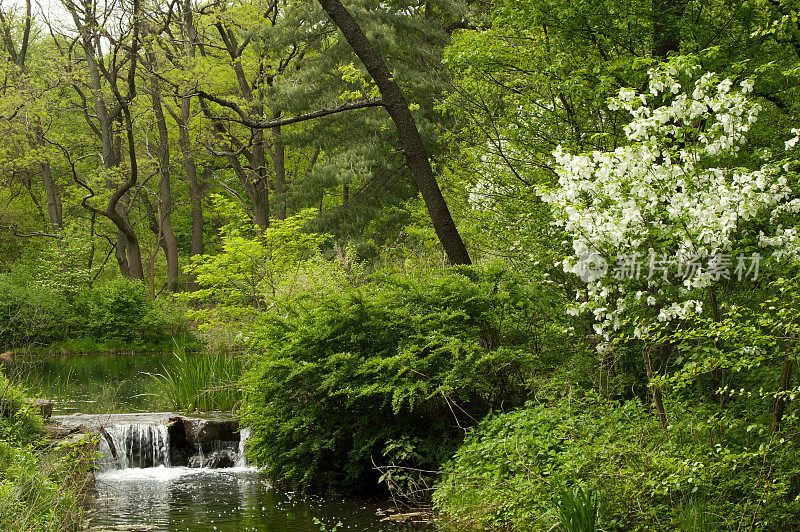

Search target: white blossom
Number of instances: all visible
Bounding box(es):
[539,63,797,343]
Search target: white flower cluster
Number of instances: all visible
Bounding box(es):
[541,64,797,339]
[786,128,800,151]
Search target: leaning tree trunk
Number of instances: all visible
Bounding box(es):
[272,108,287,220]
[316,0,471,265]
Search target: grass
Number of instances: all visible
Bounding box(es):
[1,373,94,531]
[145,352,243,412]
[558,485,598,532]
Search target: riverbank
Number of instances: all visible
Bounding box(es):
[0,373,94,530]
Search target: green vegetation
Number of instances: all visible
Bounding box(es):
[0,373,92,530]
[0,0,798,530]
[0,263,192,352]
[147,352,243,413]
[239,264,564,493]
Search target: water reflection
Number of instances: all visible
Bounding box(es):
[91,468,429,531]
[11,353,187,414]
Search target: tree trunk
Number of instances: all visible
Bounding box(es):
[272,109,287,220]
[40,161,62,230]
[175,94,204,291]
[773,355,795,430]
[67,0,145,280]
[316,0,471,265]
[251,127,270,230]
[644,346,669,430]
[150,70,179,291]
[652,0,688,58]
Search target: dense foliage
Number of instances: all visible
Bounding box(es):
[435,393,800,531]
[0,0,798,529]
[239,265,566,493]
[0,374,92,530]
[0,271,187,351]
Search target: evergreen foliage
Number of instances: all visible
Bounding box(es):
[240,264,563,493]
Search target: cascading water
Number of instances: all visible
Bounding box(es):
[236,427,251,467]
[95,419,249,471]
[52,413,419,530]
[98,423,171,469]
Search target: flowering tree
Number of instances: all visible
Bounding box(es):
[540,59,799,425]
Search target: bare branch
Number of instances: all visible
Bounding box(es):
[197,90,385,129]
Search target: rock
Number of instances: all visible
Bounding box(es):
[183,418,239,444]
[167,417,188,466]
[45,422,91,439]
[187,450,236,469]
[205,450,236,468]
[380,511,433,524]
[29,398,53,419]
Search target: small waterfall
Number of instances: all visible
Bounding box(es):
[93,418,252,471]
[99,424,171,470]
[236,428,251,467]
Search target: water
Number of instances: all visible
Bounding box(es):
[15,354,433,531]
[90,467,426,531]
[98,423,171,469]
[9,352,180,414]
[89,420,430,531]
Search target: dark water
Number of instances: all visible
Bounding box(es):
[90,467,428,531]
[10,352,184,414]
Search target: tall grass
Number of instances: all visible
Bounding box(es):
[146,352,242,412]
[558,485,598,532]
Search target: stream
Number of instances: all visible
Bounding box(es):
[12,354,433,531]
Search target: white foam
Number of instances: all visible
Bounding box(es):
[96,466,259,483]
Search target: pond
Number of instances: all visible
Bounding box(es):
[11,353,433,531]
[90,466,426,531]
[10,352,181,414]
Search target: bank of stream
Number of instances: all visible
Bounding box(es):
[12,353,432,531]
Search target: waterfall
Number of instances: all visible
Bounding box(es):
[236,428,251,467]
[98,424,171,470]
[94,419,252,470]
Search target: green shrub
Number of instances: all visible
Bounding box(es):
[433,395,800,531]
[0,374,90,530]
[88,278,178,347]
[240,264,566,494]
[0,274,68,349]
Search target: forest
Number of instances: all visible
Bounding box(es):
[1,0,800,530]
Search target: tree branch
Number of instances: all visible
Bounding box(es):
[197,90,384,129]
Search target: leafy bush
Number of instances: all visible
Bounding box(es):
[88,278,179,347]
[433,395,800,531]
[1,268,187,352]
[0,374,91,530]
[240,264,566,494]
[0,274,68,349]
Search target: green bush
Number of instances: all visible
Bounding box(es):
[240,264,566,494]
[433,395,800,531]
[88,278,178,347]
[1,268,188,351]
[0,374,90,530]
[0,274,68,349]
